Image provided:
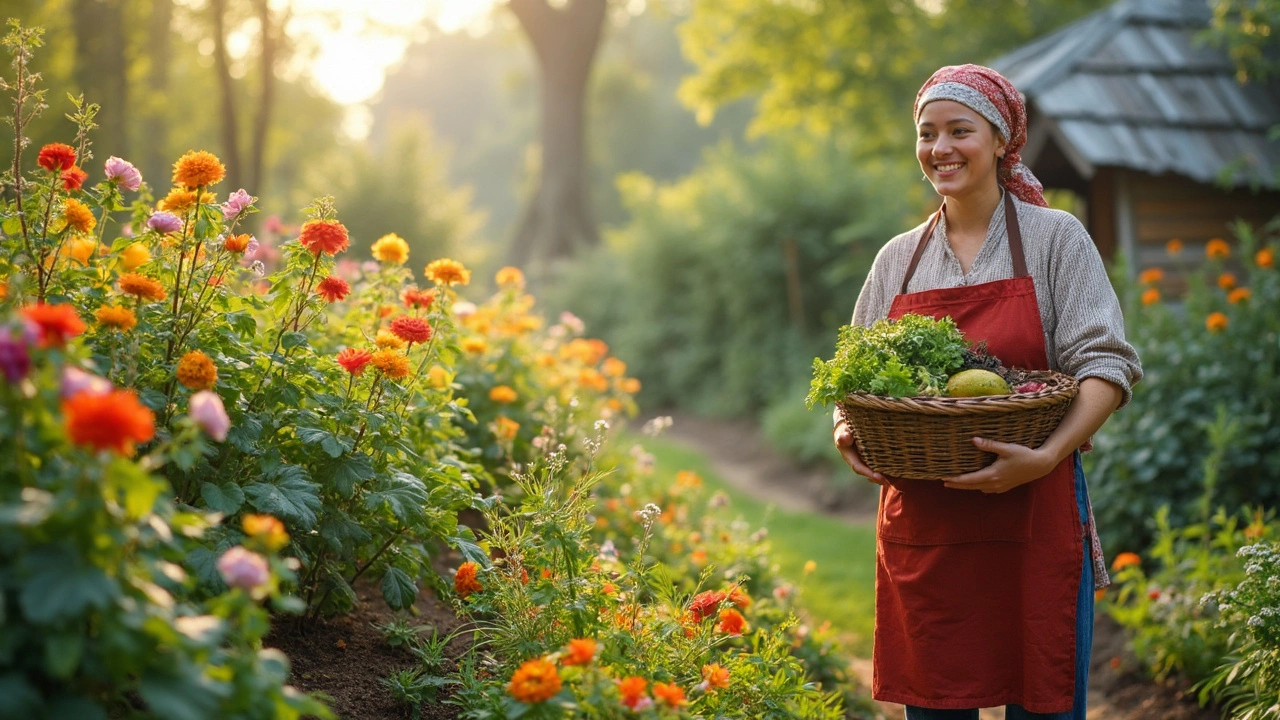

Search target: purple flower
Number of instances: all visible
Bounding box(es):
[189,390,230,442]
[217,546,270,591]
[221,189,255,221]
[103,156,142,192]
[0,329,31,384]
[245,236,259,258]
[147,211,183,234]
[61,367,112,399]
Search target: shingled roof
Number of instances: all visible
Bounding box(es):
[991,0,1280,188]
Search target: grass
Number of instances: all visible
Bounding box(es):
[637,434,878,656]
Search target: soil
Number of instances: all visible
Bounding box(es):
[657,413,1226,720]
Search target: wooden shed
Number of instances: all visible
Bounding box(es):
[991,0,1280,273]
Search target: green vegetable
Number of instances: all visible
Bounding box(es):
[805,313,968,406]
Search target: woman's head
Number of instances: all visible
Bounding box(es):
[913,64,1047,207]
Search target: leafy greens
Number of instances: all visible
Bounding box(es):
[806,313,968,406]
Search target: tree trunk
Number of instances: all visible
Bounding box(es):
[72,0,128,160]
[507,0,607,269]
[211,0,243,190]
[248,0,281,199]
[142,0,173,189]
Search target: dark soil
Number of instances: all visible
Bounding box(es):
[1085,614,1223,720]
[267,567,470,720]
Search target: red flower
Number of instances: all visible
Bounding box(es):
[687,587,750,622]
[37,143,77,172]
[22,303,87,348]
[336,348,373,376]
[316,275,350,303]
[298,220,349,256]
[717,608,747,635]
[61,166,88,191]
[64,389,156,455]
[402,287,435,309]
[390,316,432,344]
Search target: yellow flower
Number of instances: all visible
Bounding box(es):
[621,378,641,394]
[158,188,214,213]
[65,236,99,265]
[602,357,627,377]
[176,350,218,390]
[121,242,152,270]
[461,337,488,354]
[427,365,450,389]
[370,349,411,379]
[95,305,137,332]
[1206,312,1228,333]
[803,560,817,575]
[62,198,96,234]
[495,266,525,288]
[494,416,519,441]
[1141,288,1160,305]
[375,329,407,350]
[172,150,226,189]
[242,514,289,551]
[1205,238,1230,260]
[489,385,518,404]
[371,233,410,264]
[577,368,608,392]
[424,258,471,286]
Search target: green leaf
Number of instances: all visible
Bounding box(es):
[0,675,41,718]
[450,530,490,568]
[200,482,245,515]
[1,217,21,235]
[139,667,221,720]
[185,546,226,592]
[364,472,429,523]
[44,633,84,679]
[382,567,418,610]
[46,695,107,720]
[320,452,375,497]
[281,331,308,350]
[296,426,349,459]
[19,548,117,624]
[104,458,164,518]
[318,513,371,552]
[244,465,321,529]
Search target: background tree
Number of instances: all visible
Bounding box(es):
[71,0,127,157]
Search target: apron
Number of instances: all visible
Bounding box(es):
[872,193,1083,713]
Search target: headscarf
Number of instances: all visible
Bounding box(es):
[913,64,1047,207]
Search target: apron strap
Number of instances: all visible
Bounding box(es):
[898,191,1026,295]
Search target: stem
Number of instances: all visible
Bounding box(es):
[347,529,405,586]
[35,173,60,300]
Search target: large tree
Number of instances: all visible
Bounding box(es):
[71,0,129,158]
[507,0,609,268]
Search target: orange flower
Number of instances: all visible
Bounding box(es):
[62,236,99,266]
[390,316,432,344]
[1206,312,1228,333]
[621,378,641,394]
[653,682,687,707]
[676,470,702,488]
[118,273,167,302]
[1205,238,1230,259]
[370,349,411,379]
[489,385,518,404]
[62,198,96,234]
[64,388,155,455]
[370,233,409,264]
[23,303,87,347]
[242,514,289,551]
[454,561,482,599]
[577,368,608,392]
[172,150,226,188]
[495,266,525,288]
[424,258,470,286]
[298,220,350,256]
[121,242,152,270]
[701,663,730,690]
[560,638,597,666]
[316,275,351,303]
[95,305,137,332]
[336,348,373,376]
[61,165,88,191]
[176,350,218,390]
[507,658,561,704]
[402,287,434,309]
[375,329,407,350]
[223,234,251,254]
[158,188,214,213]
[1110,552,1141,571]
[1141,288,1160,305]
[1257,247,1275,269]
[37,143,76,172]
[1228,287,1251,304]
[427,365,450,389]
[562,338,609,365]
[690,549,708,565]
[494,416,520,441]
[1165,238,1183,255]
[1137,268,1163,285]
[717,608,747,635]
[1217,272,1237,290]
[379,304,396,319]
[461,337,488,354]
[617,677,649,710]
[1095,588,1107,602]
[602,357,627,377]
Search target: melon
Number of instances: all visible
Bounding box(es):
[945,369,1011,397]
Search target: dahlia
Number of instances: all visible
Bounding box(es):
[336,347,374,376]
[560,638,596,666]
[298,220,349,256]
[63,388,155,455]
[402,287,434,309]
[61,166,88,191]
[37,143,76,172]
[389,316,432,344]
[22,303,87,347]
[454,561,482,598]
[370,349,410,379]
[316,275,351,303]
[104,156,142,191]
[371,233,409,264]
[176,350,218,390]
[62,198,96,234]
[507,659,560,704]
[95,305,137,332]
[172,150,226,189]
[118,273,167,302]
[424,258,470,286]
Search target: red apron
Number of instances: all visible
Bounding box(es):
[872,193,1083,713]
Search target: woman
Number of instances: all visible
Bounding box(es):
[832,64,1141,719]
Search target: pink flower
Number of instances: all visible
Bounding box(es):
[104,156,142,191]
[221,188,255,221]
[263,215,283,234]
[0,328,31,383]
[189,390,230,441]
[147,211,183,234]
[217,546,269,591]
[559,311,585,335]
[244,236,259,257]
[61,367,112,399]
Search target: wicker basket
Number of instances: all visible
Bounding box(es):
[837,370,1079,480]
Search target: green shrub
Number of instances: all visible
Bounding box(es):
[1198,541,1280,719]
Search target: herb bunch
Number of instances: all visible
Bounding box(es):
[806,313,968,406]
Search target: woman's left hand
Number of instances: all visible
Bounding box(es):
[942,437,1059,493]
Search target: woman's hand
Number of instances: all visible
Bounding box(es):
[834,420,887,486]
[941,437,1056,493]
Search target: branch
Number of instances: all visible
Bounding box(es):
[507,0,559,65]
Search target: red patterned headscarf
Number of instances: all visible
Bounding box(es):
[914,64,1047,207]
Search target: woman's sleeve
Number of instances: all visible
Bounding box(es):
[1049,214,1143,407]
[851,245,894,328]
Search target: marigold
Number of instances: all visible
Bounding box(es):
[336,347,374,376]
[455,561,483,598]
[1166,238,1183,255]
[298,220,350,256]
[461,337,488,354]
[121,242,152,270]
[37,143,77,172]
[23,303,87,347]
[560,638,596,666]
[65,236,99,266]
[158,188,214,213]
[617,677,650,710]
[494,415,520,441]
[402,287,434,309]
[390,316,432,344]
[702,663,730,690]
[1137,268,1163,285]
[1206,311,1228,333]
[507,658,560,704]
[379,304,396,319]
[562,337,609,365]
[653,682,687,708]
[427,365,450,389]
[677,470,702,488]
[62,198,96,234]
[61,165,88,191]
[621,378,641,394]
[371,233,409,264]
[172,150,226,188]
[717,607,747,635]
[577,368,608,393]
[1141,288,1160,305]
[64,388,155,455]
[489,385,518,404]
[176,350,218,390]
[1205,238,1230,259]
[375,329,407,350]
[602,357,627,377]
[223,234,251,254]
[1228,287,1251,304]
[1111,552,1141,571]
[1217,272,1237,290]
[370,349,410,379]
[118,273,167,302]
[1258,247,1275,269]
[495,266,525,288]
[95,305,137,332]
[316,275,351,303]
[424,258,471,286]
[242,514,289,551]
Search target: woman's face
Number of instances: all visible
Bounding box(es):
[916,99,1006,201]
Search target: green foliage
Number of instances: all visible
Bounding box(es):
[1203,0,1280,83]
[1087,218,1280,553]
[807,313,967,406]
[1197,541,1280,719]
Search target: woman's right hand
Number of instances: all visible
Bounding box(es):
[834,420,887,486]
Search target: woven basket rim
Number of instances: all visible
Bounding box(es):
[838,370,1078,416]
